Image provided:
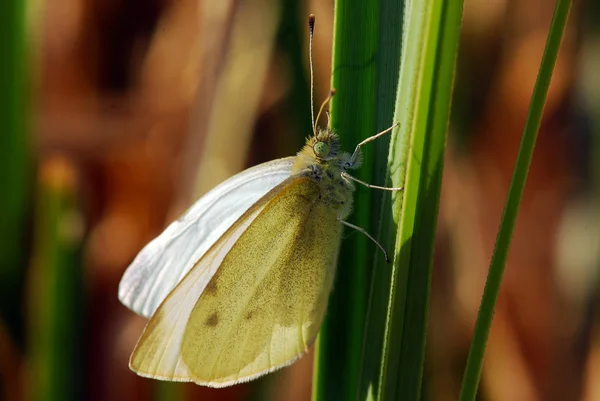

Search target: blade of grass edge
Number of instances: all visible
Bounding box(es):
[379,0,464,399]
[458,1,572,400]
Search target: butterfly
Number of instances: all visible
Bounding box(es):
[118,14,401,388]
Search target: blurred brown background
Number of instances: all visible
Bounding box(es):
[1,0,599,400]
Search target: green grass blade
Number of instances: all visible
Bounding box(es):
[312,3,380,399]
[0,0,32,349]
[458,1,572,400]
[313,0,463,399]
[357,0,405,398]
[29,161,84,401]
[312,0,406,399]
[378,0,464,400]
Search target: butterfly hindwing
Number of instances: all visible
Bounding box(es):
[130,176,342,387]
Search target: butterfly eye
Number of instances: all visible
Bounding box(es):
[313,141,330,158]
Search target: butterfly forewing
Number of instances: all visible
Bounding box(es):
[119,157,294,317]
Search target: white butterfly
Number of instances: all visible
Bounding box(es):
[118,14,400,388]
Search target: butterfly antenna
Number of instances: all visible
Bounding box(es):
[314,89,336,136]
[308,14,335,136]
[309,14,316,136]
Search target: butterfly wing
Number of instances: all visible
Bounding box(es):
[119,157,294,318]
[129,176,342,387]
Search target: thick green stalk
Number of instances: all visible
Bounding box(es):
[356,0,405,399]
[313,0,463,399]
[312,3,380,399]
[379,0,464,400]
[312,0,407,398]
[458,1,572,400]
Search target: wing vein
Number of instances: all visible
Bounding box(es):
[155,280,196,378]
[235,317,252,382]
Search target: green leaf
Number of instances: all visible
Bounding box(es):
[458,1,572,400]
[312,1,404,400]
[376,0,464,400]
[313,0,463,399]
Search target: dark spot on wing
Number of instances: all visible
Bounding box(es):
[205,312,219,327]
[245,311,254,320]
[204,280,218,295]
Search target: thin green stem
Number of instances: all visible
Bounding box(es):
[0,0,31,349]
[458,0,572,400]
[29,162,83,401]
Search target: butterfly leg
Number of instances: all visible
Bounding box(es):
[338,218,390,263]
[349,122,400,166]
[340,172,403,192]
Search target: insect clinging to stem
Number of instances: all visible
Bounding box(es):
[118,13,402,388]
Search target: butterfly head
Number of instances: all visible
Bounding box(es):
[310,128,341,162]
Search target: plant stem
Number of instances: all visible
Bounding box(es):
[458,1,572,399]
